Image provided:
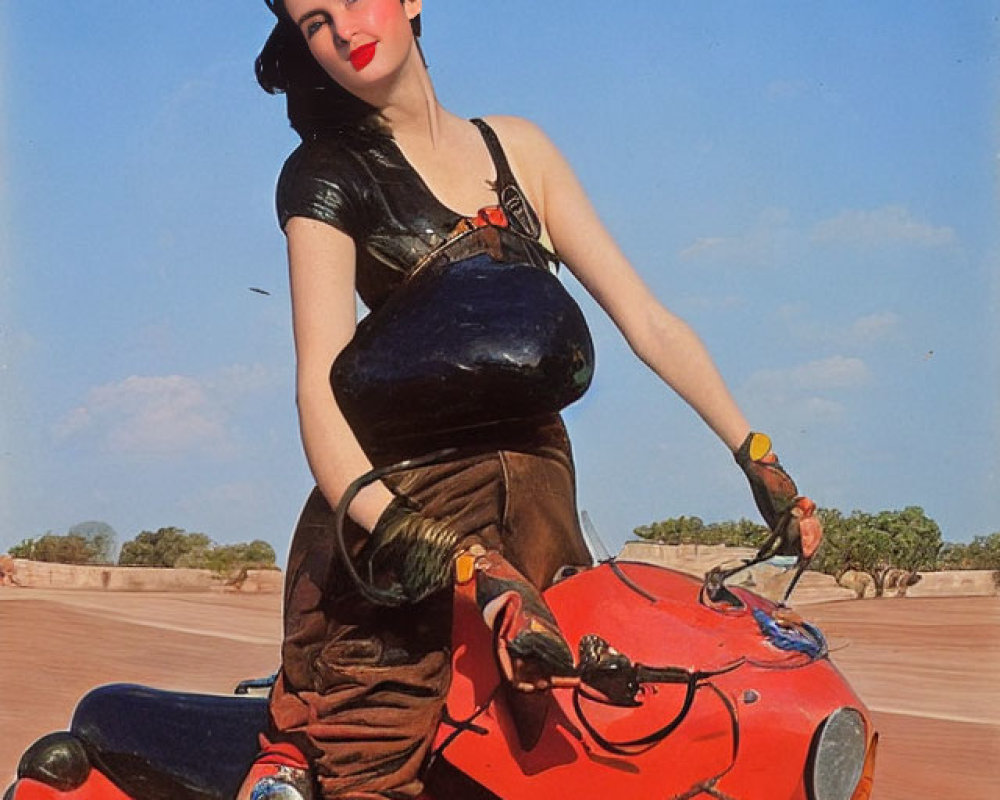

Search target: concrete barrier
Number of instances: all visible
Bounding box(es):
[836,571,875,598]
[7,559,282,593]
[613,543,1000,604]
[905,569,997,598]
[619,541,855,604]
[226,568,284,594]
[836,569,998,599]
[619,541,757,576]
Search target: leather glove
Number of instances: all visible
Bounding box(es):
[734,431,799,529]
[357,496,459,603]
[735,432,822,559]
[458,546,577,692]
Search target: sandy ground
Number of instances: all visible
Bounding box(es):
[1,589,997,799]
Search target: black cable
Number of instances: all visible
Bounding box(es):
[570,659,745,757]
[332,448,461,606]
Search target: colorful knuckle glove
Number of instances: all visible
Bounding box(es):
[360,496,460,603]
[734,431,799,530]
[734,432,823,558]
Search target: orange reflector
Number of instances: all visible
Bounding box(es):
[851,732,879,800]
[748,432,772,462]
[455,553,477,585]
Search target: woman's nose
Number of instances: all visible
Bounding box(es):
[330,11,359,45]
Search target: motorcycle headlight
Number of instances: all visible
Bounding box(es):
[807,707,868,800]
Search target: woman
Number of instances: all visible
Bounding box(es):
[244,1,819,798]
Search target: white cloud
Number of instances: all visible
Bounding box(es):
[799,395,847,422]
[679,208,795,267]
[53,364,280,459]
[679,237,728,260]
[846,311,901,345]
[84,374,228,456]
[742,356,870,432]
[779,307,902,349]
[51,406,93,440]
[679,205,955,268]
[811,206,955,248]
[750,355,871,392]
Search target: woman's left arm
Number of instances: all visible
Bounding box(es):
[492,118,819,553]
[513,120,750,452]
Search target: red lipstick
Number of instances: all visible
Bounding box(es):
[349,42,377,71]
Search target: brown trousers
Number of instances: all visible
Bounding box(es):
[268,417,591,799]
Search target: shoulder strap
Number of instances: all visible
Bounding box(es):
[470,118,517,188]
[470,118,542,239]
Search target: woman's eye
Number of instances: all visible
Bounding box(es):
[304,17,328,38]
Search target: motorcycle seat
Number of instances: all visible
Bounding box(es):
[70,683,268,800]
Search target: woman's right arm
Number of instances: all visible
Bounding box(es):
[286,216,396,531]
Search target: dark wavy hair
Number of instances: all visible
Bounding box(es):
[256,0,422,139]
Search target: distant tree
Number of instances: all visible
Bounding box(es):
[635,515,706,545]
[978,532,1000,568]
[703,518,769,548]
[8,538,37,559]
[811,507,942,596]
[938,542,966,569]
[118,529,277,576]
[8,523,117,565]
[14,532,98,565]
[635,515,769,549]
[11,526,278,576]
[939,532,1000,570]
[810,508,849,578]
[179,539,278,574]
[881,507,942,579]
[633,505,983,598]
[118,528,212,567]
[68,521,118,564]
[232,539,277,566]
[836,511,894,596]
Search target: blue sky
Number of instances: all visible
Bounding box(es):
[2,2,997,563]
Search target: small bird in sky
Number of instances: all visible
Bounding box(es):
[249,287,271,296]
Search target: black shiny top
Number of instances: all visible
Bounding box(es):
[276,118,557,311]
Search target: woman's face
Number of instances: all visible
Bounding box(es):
[283,0,422,95]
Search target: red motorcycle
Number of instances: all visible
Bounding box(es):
[7,455,877,800]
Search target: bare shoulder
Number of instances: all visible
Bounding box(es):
[479,114,555,153]
[477,115,565,211]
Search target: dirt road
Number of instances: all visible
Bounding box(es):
[1,589,996,798]
[805,596,999,799]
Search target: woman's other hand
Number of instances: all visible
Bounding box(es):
[358,496,459,603]
[734,432,823,559]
